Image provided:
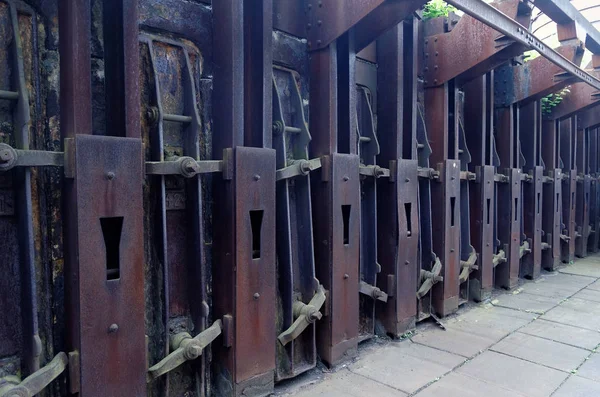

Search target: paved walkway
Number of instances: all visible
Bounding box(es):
[276,256,600,397]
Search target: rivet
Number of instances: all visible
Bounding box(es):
[486,243,490,246]
[107,171,115,180]
[307,23,312,29]
[343,175,349,181]
[317,39,322,45]
[308,3,312,9]
[108,323,119,333]
[253,293,260,300]
[344,273,349,279]
[425,67,429,72]
[405,177,410,182]
[450,248,455,252]
[425,39,429,45]
[405,260,410,265]
[253,174,261,181]
[434,65,438,70]
[435,51,438,56]
[434,79,438,84]
[451,176,456,180]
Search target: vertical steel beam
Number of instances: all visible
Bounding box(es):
[60,0,147,394]
[494,106,521,289]
[589,128,600,253]
[309,44,360,366]
[212,1,276,395]
[559,118,577,263]
[520,101,543,279]
[425,83,461,316]
[541,120,562,270]
[575,127,590,257]
[375,20,419,336]
[463,74,495,300]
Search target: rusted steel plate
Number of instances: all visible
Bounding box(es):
[561,169,577,263]
[306,0,426,52]
[213,148,276,397]
[312,154,360,366]
[68,135,146,395]
[495,168,522,289]
[522,166,544,279]
[431,160,461,316]
[589,128,599,253]
[470,166,495,300]
[575,128,590,258]
[424,0,528,88]
[273,0,306,38]
[542,169,563,271]
[549,67,600,120]
[494,45,583,107]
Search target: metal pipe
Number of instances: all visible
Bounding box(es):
[163,113,193,123]
[0,90,19,100]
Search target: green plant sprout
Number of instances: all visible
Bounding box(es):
[423,0,457,20]
[541,86,571,116]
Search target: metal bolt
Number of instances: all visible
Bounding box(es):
[405,177,410,183]
[0,149,13,162]
[451,176,455,180]
[425,39,428,45]
[343,175,349,181]
[435,51,438,56]
[343,273,349,279]
[486,243,490,246]
[107,172,115,180]
[405,260,410,265]
[434,65,438,70]
[253,293,260,300]
[108,323,119,333]
[253,174,261,181]
[434,79,438,84]
[425,67,429,72]
[450,248,455,252]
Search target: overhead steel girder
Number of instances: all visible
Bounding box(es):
[578,105,600,129]
[547,67,600,120]
[495,44,584,106]
[424,0,530,87]
[445,0,600,92]
[306,0,427,52]
[535,0,600,54]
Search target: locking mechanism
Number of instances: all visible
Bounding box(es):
[417,256,444,299]
[147,319,223,382]
[147,320,222,382]
[0,352,68,397]
[459,246,479,283]
[278,284,326,346]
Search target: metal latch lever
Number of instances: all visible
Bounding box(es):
[359,280,388,302]
[277,284,326,346]
[147,319,223,382]
[0,352,68,397]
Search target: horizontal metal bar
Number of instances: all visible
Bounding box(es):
[446,0,600,91]
[0,89,19,100]
[417,167,440,180]
[276,158,322,181]
[359,165,389,178]
[460,171,476,181]
[163,113,193,123]
[494,173,509,183]
[146,157,223,177]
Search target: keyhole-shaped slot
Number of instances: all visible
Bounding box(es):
[342,205,351,245]
[572,192,575,210]
[537,193,541,215]
[101,217,123,280]
[404,203,412,237]
[556,193,559,211]
[250,210,264,259]
[486,198,491,225]
[450,197,456,227]
[514,198,518,221]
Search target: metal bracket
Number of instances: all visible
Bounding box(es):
[519,240,531,258]
[147,320,223,382]
[0,352,68,397]
[146,156,223,177]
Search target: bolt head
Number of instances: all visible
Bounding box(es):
[108,323,119,333]
[107,172,115,180]
[253,292,260,300]
[253,174,261,181]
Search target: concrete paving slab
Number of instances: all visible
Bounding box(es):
[586,279,600,291]
[456,351,567,397]
[444,305,535,340]
[289,368,407,397]
[348,341,465,394]
[490,332,589,372]
[559,259,600,278]
[552,376,600,397]
[491,291,558,314]
[521,273,593,299]
[542,297,600,331]
[576,352,600,382]
[414,372,528,397]
[518,319,600,351]
[411,327,495,358]
[573,288,600,303]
